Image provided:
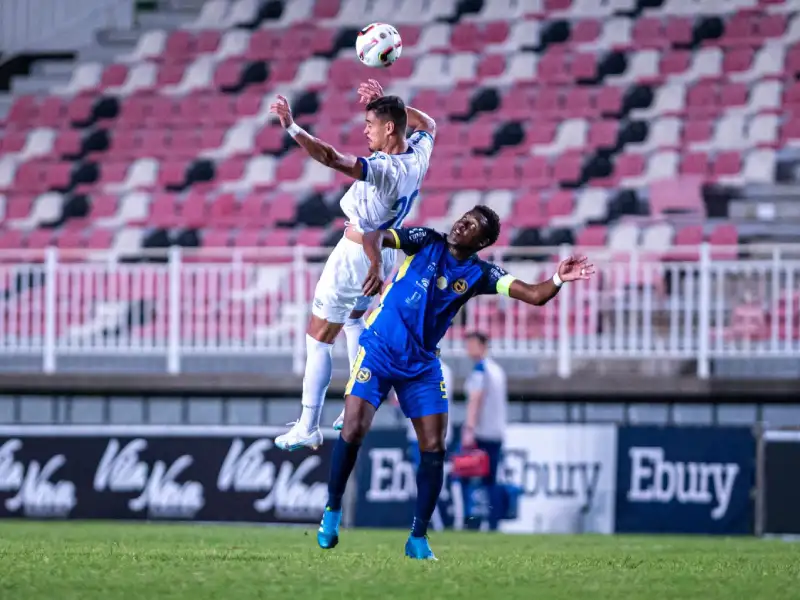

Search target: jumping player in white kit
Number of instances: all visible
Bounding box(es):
[269,79,436,451]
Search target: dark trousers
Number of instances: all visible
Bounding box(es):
[465,437,502,532]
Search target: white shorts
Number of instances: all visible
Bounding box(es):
[312,236,397,324]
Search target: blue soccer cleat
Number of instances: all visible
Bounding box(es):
[405,535,437,561]
[317,507,342,550]
[332,410,345,431]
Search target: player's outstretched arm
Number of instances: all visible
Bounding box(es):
[358,79,436,139]
[507,256,595,306]
[269,95,363,180]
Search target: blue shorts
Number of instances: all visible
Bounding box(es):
[345,337,448,420]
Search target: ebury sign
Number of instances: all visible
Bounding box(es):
[616,426,754,535]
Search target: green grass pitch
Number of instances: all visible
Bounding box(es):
[0,521,798,600]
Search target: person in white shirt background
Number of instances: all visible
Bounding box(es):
[461,331,507,532]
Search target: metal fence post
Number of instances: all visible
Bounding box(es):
[697,242,711,379]
[771,246,780,351]
[167,246,181,374]
[43,246,58,374]
[557,244,571,378]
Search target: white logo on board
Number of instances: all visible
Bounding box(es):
[93,439,204,518]
[217,438,326,519]
[627,446,740,520]
[0,439,76,517]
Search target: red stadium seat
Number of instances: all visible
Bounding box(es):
[196,30,222,53]
[576,224,607,247]
[149,193,180,228]
[680,151,710,177]
[520,156,551,189]
[0,0,793,303]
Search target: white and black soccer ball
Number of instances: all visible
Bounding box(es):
[356,22,402,68]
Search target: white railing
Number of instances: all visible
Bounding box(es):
[1,243,799,377]
[0,0,133,55]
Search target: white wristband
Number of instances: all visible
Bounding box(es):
[287,122,302,138]
[552,272,563,287]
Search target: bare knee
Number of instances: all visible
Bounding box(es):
[418,433,446,453]
[307,314,343,344]
[415,414,447,453]
[341,396,374,444]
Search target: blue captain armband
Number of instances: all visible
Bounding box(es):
[496,274,517,297]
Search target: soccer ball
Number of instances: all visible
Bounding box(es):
[356,23,402,68]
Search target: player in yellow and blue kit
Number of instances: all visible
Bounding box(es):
[317,205,595,560]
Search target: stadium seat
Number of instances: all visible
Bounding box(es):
[0,0,796,346]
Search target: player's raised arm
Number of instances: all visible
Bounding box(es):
[479,257,595,306]
[269,95,363,180]
[509,257,595,306]
[405,105,436,138]
[358,79,436,139]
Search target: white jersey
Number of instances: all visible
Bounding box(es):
[339,130,434,232]
[465,357,507,442]
[311,130,434,324]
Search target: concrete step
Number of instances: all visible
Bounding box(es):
[98,28,141,47]
[77,44,127,63]
[35,61,77,77]
[0,95,14,120]
[11,74,67,95]
[165,0,207,11]
[137,11,190,30]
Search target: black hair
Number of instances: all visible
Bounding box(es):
[473,204,501,247]
[466,331,489,346]
[365,95,408,135]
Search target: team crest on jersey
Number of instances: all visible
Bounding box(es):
[452,279,468,294]
[436,277,448,290]
[356,368,372,383]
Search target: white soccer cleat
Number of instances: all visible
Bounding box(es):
[332,409,345,431]
[274,422,324,451]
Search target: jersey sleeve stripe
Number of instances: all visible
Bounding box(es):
[412,130,434,144]
[388,229,401,248]
[357,157,368,181]
[497,274,517,297]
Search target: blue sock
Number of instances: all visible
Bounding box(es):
[326,435,361,511]
[411,450,445,538]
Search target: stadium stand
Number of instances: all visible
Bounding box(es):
[2,0,800,353]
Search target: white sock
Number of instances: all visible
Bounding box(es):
[299,334,333,431]
[343,317,366,369]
